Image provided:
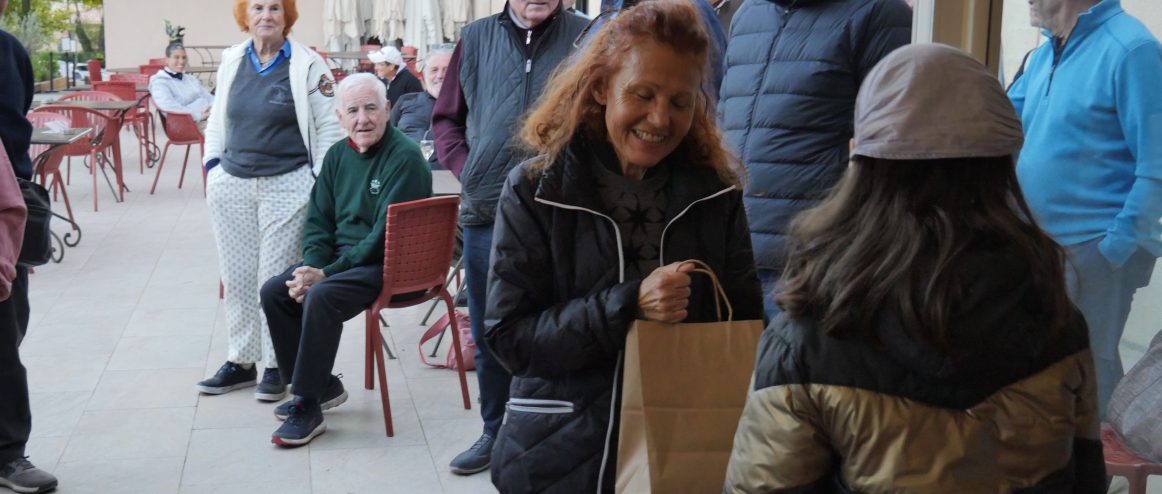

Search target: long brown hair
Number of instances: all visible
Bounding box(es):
[776,156,1073,348]
[519,0,738,184]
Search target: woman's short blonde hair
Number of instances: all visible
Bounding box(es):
[234,0,298,37]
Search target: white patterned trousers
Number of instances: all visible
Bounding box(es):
[205,165,313,368]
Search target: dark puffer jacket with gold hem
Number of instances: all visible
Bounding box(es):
[724,247,1107,493]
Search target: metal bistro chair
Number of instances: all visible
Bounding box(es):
[139,64,166,75]
[363,196,471,437]
[26,111,78,233]
[39,97,126,212]
[86,59,102,83]
[151,111,205,195]
[93,80,153,174]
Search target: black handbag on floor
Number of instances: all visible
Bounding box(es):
[17,177,52,267]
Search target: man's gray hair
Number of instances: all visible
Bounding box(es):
[419,45,455,72]
[336,72,387,106]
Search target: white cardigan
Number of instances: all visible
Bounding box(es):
[202,38,342,175]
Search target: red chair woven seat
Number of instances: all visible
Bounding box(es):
[363,196,470,437]
[1103,423,1162,494]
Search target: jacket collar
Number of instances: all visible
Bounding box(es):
[1042,0,1122,43]
[534,137,734,217]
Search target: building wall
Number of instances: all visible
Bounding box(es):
[104,0,327,68]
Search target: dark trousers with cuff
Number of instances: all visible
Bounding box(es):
[261,262,382,399]
[0,267,31,465]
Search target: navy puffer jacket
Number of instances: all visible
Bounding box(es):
[718,0,911,276]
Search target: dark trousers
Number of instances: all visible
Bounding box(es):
[463,223,511,436]
[261,263,383,399]
[0,267,30,464]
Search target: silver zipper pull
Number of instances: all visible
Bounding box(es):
[526,29,532,45]
[526,59,532,74]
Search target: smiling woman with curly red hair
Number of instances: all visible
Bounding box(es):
[483,1,763,492]
[196,0,341,408]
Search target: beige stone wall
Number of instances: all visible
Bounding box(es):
[103,0,327,69]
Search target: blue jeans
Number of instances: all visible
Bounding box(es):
[463,223,511,436]
[1065,238,1156,417]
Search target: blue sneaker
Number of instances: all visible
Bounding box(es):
[255,368,287,402]
[196,361,256,395]
[274,375,347,420]
[271,398,325,447]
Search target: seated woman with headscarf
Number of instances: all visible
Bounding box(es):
[484,1,763,492]
[148,42,214,123]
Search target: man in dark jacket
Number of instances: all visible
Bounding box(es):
[370,46,424,108]
[431,0,587,476]
[390,47,453,170]
[0,1,60,491]
[718,0,911,318]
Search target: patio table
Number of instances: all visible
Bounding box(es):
[31,127,93,263]
[432,170,460,196]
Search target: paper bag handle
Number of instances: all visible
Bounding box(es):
[678,259,733,322]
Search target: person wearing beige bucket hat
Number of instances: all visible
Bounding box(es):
[725,44,1106,492]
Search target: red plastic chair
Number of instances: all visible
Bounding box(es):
[93,81,153,174]
[26,111,77,229]
[1103,423,1162,494]
[139,64,165,75]
[363,196,470,437]
[39,95,126,211]
[151,111,205,195]
[86,59,102,83]
[110,73,149,85]
[148,58,166,65]
[401,46,418,75]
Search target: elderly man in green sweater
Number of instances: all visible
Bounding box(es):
[260,72,432,447]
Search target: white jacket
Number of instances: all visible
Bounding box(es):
[203,38,342,175]
[148,69,214,119]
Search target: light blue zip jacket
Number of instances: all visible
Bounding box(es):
[1009,0,1162,267]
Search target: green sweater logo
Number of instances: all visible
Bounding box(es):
[369,179,382,195]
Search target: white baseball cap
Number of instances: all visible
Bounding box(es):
[368,46,404,67]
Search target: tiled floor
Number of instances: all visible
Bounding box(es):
[19,123,496,493]
[16,118,1162,493]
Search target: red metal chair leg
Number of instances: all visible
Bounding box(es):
[365,309,375,390]
[443,289,472,410]
[150,142,171,194]
[370,309,395,437]
[90,150,99,212]
[178,145,191,189]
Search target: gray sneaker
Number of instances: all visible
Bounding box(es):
[0,457,58,494]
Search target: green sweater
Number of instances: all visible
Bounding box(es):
[301,127,432,276]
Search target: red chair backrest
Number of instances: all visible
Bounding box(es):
[158,112,203,145]
[139,64,165,75]
[381,196,460,297]
[361,44,382,52]
[25,111,71,175]
[35,106,120,158]
[148,58,166,65]
[92,81,136,101]
[87,59,103,82]
[110,73,149,85]
[58,90,121,119]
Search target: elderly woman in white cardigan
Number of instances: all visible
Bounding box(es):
[197,0,342,402]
